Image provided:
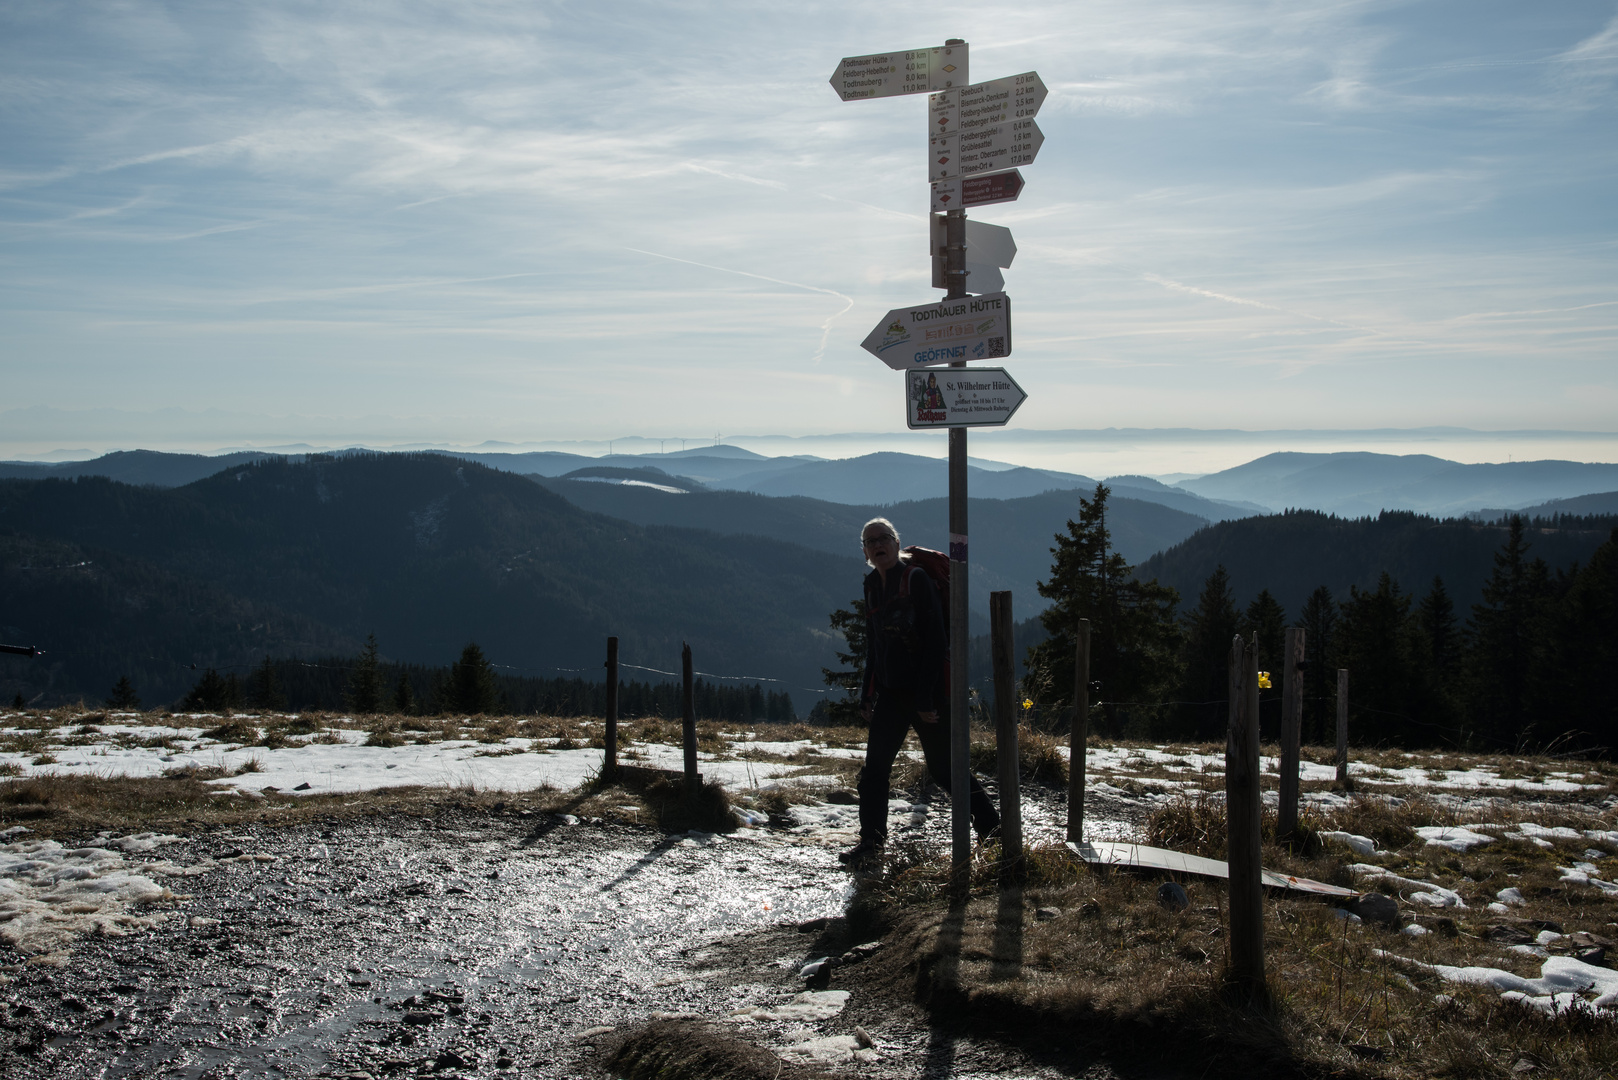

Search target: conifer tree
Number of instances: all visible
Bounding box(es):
[346,633,384,715]
[1546,529,1618,748]
[247,655,287,709]
[182,668,241,712]
[1468,517,1552,747]
[819,599,868,725]
[107,675,141,710]
[1239,589,1287,738]
[1337,573,1417,745]
[1178,566,1239,739]
[1299,586,1338,743]
[1024,484,1182,737]
[448,642,498,715]
[392,672,416,715]
[1412,577,1462,737]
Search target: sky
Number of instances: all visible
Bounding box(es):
[3,1,1616,472]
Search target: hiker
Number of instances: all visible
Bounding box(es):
[841,517,999,866]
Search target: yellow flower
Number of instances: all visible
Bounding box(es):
[1022,698,1033,711]
[1257,672,1272,689]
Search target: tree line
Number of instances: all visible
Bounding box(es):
[823,484,1617,753]
[131,637,798,723]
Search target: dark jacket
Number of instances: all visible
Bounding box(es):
[861,559,945,712]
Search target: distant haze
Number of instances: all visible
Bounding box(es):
[2,407,1614,480]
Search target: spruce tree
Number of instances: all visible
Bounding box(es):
[346,633,384,715]
[107,676,141,710]
[182,668,241,712]
[1178,566,1240,739]
[1337,573,1417,745]
[1412,577,1462,739]
[1239,590,1287,739]
[247,656,287,709]
[448,642,498,715]
[1024,484,1182,737]
[818,599,868,725]
[392,672,416,715]
[1299,586,1338,744]
[1468,517,1553,748]
[1546,528,1618,750]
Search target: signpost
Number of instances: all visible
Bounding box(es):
[831,38,1044,881]
[931,169,1024,212]
[928,120,1043,180]
[829,44,967,101]
[861,292,1011,370]
[929,71,1047,135]
[905,368,1026,428]
[932,218,1015,292]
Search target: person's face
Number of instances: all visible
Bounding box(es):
[862,528,900,572]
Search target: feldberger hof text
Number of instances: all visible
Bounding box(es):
[860,292,1012,371]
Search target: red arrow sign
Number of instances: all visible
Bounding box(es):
[931,169,1024,212]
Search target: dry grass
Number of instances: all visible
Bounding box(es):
[852,777,1618,1080]
[855,838,1618,1078]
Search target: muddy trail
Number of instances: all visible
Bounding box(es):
[2,785,1146,1080]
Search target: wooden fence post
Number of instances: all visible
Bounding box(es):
[603,637,619,782]
[1277,626,1305,844]
[1067,618,1091,844]
[990,591,1021,872]
[682,643,698,795]
[1226,633,1266,996]
[1335,668,1351,791]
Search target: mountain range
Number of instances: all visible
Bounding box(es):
[6,445,1616,521]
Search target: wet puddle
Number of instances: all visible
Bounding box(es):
[5,784,1141,1079]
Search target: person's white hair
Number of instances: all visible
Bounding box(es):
[860,516,904,569]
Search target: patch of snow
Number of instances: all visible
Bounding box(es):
[1415,826,1494,852]
[1320,831,1377,856]
[1496,887,1526,905]
[728,989,850,1023]
[1382,951,1618,1016]
[0,838,181,961]
[1350,864,1466,908]
[1558,865,1618,893]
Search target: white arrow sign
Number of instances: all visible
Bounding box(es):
[862,292,1011,370]
[929,119,1043,181]
[906,367,1027,429]
[931,217,1016,292]
[929,72,1046,137]
[829,44,968,101]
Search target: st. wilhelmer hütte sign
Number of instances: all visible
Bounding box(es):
[860,291,1011,371]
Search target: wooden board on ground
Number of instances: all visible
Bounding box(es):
[1067,841,1355,898]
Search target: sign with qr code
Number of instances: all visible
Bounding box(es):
[861,291,1011,370]
[829,44,967,101]
[906,367,1026,429]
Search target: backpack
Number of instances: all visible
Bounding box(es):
[899,546,951,636]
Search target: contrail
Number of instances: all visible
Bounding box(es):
[625,247,855,363]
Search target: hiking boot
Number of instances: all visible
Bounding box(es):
[838,839,883,866]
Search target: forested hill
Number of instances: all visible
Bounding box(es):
[0,454,864,710]
[1137,509,1617,617]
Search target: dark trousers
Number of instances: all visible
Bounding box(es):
[858,689,999,843]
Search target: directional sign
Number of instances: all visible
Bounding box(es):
[906,367,1026,429]
[929,72,1046,136]
[929,119,1042,181]
[931,170,1024,213]
[931,217,1016,291]
[862,292,1011,370]
[829,44,967,101]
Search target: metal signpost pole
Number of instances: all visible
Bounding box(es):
[944,197,973,877]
